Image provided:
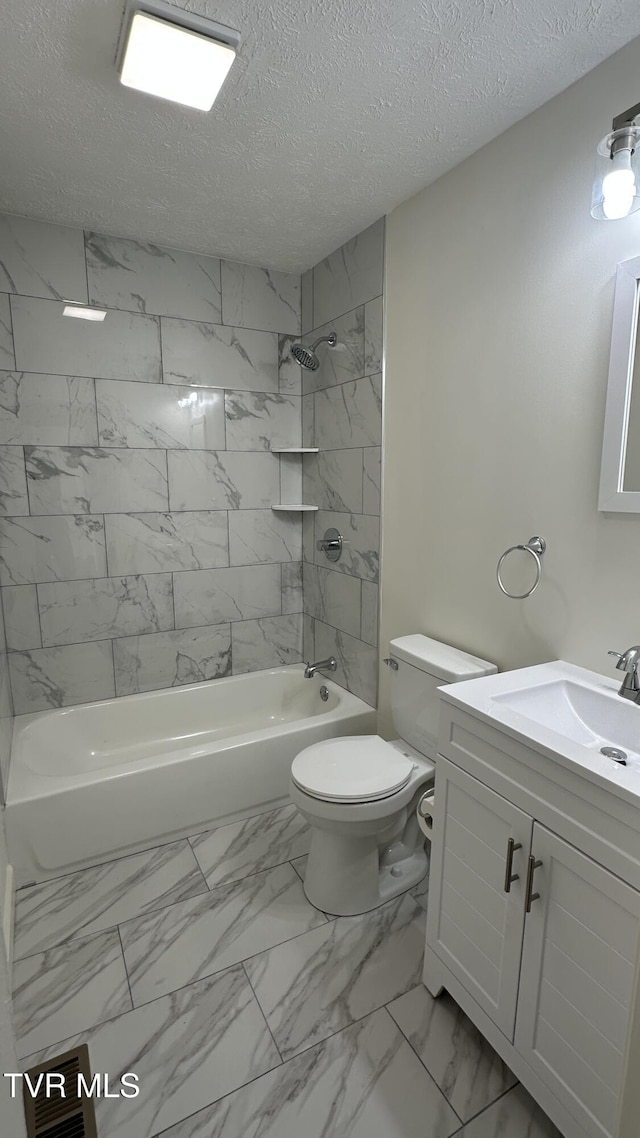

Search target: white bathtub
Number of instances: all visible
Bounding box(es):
[5,666,376,885]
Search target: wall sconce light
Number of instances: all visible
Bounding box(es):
[117,0,240,111]
[592,102,640,220]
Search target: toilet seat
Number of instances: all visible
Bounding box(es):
[291,735,415,803]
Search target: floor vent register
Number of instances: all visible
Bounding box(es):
[23,1044,98,1138]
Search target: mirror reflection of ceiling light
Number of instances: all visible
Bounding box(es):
[117,0,240,111]
[62,305,107,321]
[592,101,640,221]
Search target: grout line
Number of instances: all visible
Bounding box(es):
[384,1003,464,1128]
[116,924,135,1011]
[241,961,284,1065]
[447,1085,521,1136]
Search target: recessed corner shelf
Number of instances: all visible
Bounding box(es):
[270,447,319,454]
[271,504,319,512]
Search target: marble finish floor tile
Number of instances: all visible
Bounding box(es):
[152,1008,460,1138]
[190,804,310,888]
[120,863,326,1006]
[13,930,131,1057]
[388,985,517,1123]
[452,1085,563,1137]
[245,893,425,1059]
[14,840,209,959]
[24,965,281,1138]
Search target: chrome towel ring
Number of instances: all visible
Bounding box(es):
[496,536,546,599]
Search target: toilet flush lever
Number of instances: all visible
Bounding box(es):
[383,658,399,670]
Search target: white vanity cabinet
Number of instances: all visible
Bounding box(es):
[424,703,640,1138]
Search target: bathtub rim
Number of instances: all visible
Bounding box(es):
[8,664,375,805]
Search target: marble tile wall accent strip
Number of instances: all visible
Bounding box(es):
[301,392,314,447]
[303,613,315,662]
[113,624,232,697]
[0,514,106,584]
[220,261,300,335]
[11,295,162,382]
[278,334,301,396]
[312,218,384,329]
[314,619,378,706]
[228,510,301,566]
[173,564,282,629]
[2,584,41,649]
[362,446,381,515]
[13,840,210,959]
[13,929,131,1057]
[0,445,29,515]
[153,1008,460,1138]
[363,295,383,375]
[0,294,15,368]
[161,318,278,392]
[24,965,282,1138]
[86,233,222,322]
[387,984,517,1124]
[314,373,382,450]
[167,450,280,512]
[360,580,379,647]
[0,215,88,301]
[244,893,424,1059]
[0,371,98,446]
[190,804,309,889]
[313,510,379,582]
[302,449,364,513]
[120,863,325,1007]
[281,561,303,614]
[26,446,169,515]
[303,563,361,640]
[105,512,229,576]
[38,573,174,647]
[300,268,313,335]
[225,390,301,451]
[96,379,225,450]
[301,307,365,396]
[0,648,11,801]
[8,641,115,713]
[231,613,303,673]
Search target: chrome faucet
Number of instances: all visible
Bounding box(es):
[608,646,640,702]
[304,657,337,679]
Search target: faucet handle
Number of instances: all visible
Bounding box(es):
[609,647,640,672]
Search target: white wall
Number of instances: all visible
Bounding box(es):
[380,36,640,732]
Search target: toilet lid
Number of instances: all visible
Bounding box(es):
[291,735,415,803]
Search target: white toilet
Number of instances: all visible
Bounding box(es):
[290,634,496,915]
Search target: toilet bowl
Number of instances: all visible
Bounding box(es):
[290,634,497,916]
[290,736,435,915]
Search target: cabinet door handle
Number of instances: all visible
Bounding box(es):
[525,855,543,913]
[504,838,523,893]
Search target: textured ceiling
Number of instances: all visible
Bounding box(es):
[1,0,640,271]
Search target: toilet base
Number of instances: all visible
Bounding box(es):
[302,824,429,916]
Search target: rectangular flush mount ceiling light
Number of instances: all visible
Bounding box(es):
[117,0,240,111]
[62,305,107,321]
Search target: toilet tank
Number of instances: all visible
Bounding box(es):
[389,634,496,758]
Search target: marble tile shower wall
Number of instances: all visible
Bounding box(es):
[300,219,384,708]
[0,213,304,716]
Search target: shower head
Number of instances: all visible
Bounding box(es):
[291,332,337,370]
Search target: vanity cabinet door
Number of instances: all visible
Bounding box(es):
[515,824,640,1138]
[426,758,533,1039]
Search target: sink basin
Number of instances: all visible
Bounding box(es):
[438,660,640,798]
[492,678,640,758]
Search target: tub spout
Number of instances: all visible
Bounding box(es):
[304,657,337,679]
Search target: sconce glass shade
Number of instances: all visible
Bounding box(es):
[591,125,640,220]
